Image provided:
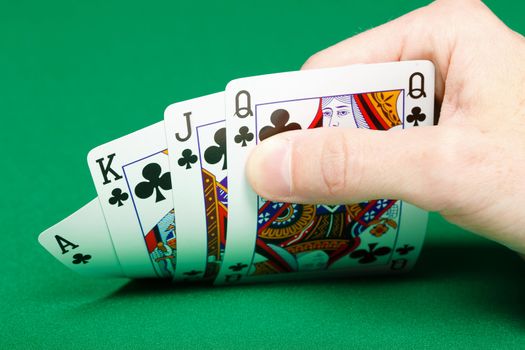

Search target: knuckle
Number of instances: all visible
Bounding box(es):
[424,128,462,182]
[319,130,358,197]
[421,127,485,209]
[287,137,309,197]
[434,128,479,171]
[301,51,325,70]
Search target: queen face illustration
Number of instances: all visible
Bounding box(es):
[321,95,357,128]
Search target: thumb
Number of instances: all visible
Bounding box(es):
[246,126,453,211]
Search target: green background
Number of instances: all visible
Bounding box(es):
[1,0,524,348]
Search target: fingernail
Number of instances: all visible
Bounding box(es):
[246,137,291,199]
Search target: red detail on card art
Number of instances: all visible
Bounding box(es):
[145,228,159,253]
[355,93,390,130]
[308,98,324,129]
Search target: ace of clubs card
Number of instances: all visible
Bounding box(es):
[38,198,123,277]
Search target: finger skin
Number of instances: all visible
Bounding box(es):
[247,126,461,211]
[301,0,505,105]
[246,0,525,254]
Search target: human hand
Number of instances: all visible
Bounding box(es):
[246,0,525,254]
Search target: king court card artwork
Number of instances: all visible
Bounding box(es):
[88,122,176,279]
[164,92,228,282]
[219,61,434,284]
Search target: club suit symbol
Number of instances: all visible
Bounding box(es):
[407,106,426,126]
[204,127,227,170]
[229,262,248,271]
[183,270,203,277]
[134,163,172,202]
[259,109,301,141]
[108,188,128,207]
[350,243,391,264]
[72,253,91,264]
[395,244,415,255]
[234,126,254,147]
[178,149,198,169]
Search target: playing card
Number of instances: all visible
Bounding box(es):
[218,61,434,284]
[38,198,123,277]
[87,122,176,278]
[164,92,227,282]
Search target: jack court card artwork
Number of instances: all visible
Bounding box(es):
[164,92,228,282]
[218,61,434,284]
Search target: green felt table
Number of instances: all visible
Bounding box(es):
[1,0,524,348]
